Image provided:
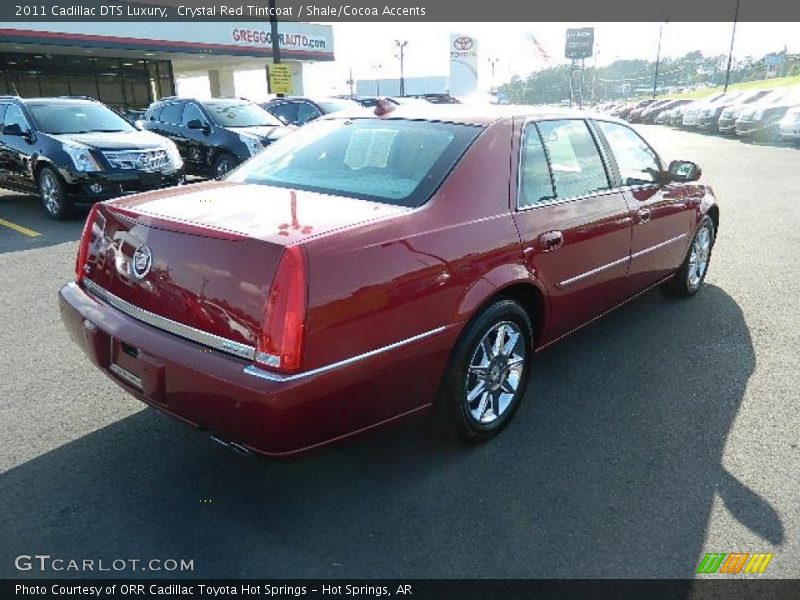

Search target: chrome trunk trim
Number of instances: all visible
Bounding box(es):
[82,278,256,360]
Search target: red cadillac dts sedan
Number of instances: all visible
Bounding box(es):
[59,104,719,456]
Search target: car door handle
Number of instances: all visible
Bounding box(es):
[538,230,564,252]
[637,208,651,224]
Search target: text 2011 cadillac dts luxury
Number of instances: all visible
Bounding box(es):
[58,104,719,456]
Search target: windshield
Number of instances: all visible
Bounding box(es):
[28,103,134,134]
[227,118,482,207]
[203,101,282,127]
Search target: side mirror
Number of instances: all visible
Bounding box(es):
[668,160,701,182]
[187,119,210,132]
[3,123,25,137]
[133,120,145,131]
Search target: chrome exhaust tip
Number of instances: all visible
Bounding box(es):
[210,433,251,456]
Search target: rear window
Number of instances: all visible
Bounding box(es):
[228,118,482,207]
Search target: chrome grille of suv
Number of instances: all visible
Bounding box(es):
[102,149,170,171]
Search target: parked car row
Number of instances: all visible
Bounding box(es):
[596,86,800,143]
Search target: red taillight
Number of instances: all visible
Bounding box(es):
[255,245,308,373]
[75,204,100,283]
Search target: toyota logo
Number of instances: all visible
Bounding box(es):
[130,245,152,280]
[453,37,474,51]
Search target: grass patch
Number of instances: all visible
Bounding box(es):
[660,75,800,100]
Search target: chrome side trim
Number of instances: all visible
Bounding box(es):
[556,256,629,289]
[555,232,688,289]
[83,279,256,361]
[244,325,450,383]
[630,232,688,259]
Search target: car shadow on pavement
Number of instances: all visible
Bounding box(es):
[1,284,780,581]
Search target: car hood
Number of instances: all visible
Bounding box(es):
[224,125,292,141]
[50,129,168,151]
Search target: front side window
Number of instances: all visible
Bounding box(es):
[228,118,482,208]
[537,119,609,199]
[27,102,133,134]
[181,103,206,126]
[596,121,661,186]
[518,123,555,208]
[4,104,31,132]
[203,101,282,128]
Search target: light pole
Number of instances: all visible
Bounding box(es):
[652,22,666,98]
[488,57,500,93]
[372,62,383,96]
[394,40,408,96]
[724,0,741,92]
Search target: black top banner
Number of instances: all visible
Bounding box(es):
[1,0,799,21]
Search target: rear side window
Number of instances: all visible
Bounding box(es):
[159,102,183,124]
[537,119,609,199]
[518,124,555,208]
[229,118,482,208]
[146,104,164,121]
[596,121,661,186]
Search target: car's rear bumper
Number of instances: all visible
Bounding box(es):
[58,281,457,456]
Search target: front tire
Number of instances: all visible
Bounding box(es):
[663,216,715,297]
[438,299,532,442]
[37,166,73,220]
[213,153,238,179]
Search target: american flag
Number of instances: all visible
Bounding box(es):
[528,33,552,62]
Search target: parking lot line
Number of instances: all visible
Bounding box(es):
[0,217,41,237]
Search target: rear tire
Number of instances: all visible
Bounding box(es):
[437,299,533,442]
[662,216,715,297]
[37,166,73,220]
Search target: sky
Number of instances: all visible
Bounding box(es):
[303,22,800,95]
[176,22,800,99]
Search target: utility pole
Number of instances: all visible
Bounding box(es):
[268,0,283,97]
[724,0,741,92]
[652,22,665,98]
[394,40,408,96]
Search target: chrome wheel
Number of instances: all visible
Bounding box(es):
[464,321,526,424]
[40,171,61,215]
[688,224,712,288]
[215,156,235,178]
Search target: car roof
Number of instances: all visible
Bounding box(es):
[324,103,628,127]
[15,97,101,106]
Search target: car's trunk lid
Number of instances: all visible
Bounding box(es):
[81,181,408,356]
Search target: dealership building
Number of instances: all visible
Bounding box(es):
[0,21,334,111]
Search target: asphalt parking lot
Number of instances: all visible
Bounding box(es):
[1,126,798,579]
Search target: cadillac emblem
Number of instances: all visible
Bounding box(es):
[130,245,153,280]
